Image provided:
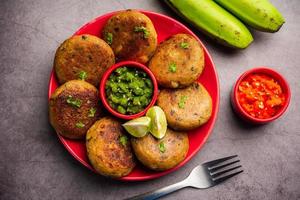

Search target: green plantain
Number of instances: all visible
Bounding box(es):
[164,0,253,49]
[214,0,285,32]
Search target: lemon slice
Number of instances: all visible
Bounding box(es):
[122,116,151,137]
[146,106,167,139]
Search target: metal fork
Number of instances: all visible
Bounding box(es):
[125,155,243,200]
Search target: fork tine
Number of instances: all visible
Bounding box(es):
[204,155,238,167]
[213,170,243,184]
[211,165,242,178]
[208,160,240,172]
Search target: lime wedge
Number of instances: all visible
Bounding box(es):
[122,116,151,137]
[146,106,167,139]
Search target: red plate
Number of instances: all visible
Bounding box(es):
[48,10,219,181]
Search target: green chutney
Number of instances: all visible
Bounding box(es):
[105,66,153,114]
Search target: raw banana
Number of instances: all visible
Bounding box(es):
[164,0,253,49]
[214,0,285,32]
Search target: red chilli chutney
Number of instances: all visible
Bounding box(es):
[237,73,286,119]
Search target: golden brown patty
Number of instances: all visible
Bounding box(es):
[149,34,204,88]
[157,82,212,131]
[49,80,102,139]
[102,10,157,64]
[86,117,136,178]
[54,34,115,86]
[131,129,189,171]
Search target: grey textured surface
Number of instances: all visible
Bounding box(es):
[0,0,300,199]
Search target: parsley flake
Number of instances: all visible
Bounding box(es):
[119,135,128,146]
[88,107,96,117]
[66,95,81,108]
[134,26,149,39]
[76,121,85,128]
[178,95,188,109]
[180,42,189,49]
[159,142,166,153]
[105,32,113,45]
[169,63,177,73]
[78,71,87,80]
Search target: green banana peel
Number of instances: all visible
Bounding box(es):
[164,0,253,49]
[214,0,285,32]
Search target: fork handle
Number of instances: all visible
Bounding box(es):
[125,180,188,200]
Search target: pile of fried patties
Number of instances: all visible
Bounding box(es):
[49,10,212,178]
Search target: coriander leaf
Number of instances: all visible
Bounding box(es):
[78,71,87,80]
[119,135,128,146]
[81,35,87,40]
[159,142,166,153]
[169,63,177,73]
[134,26,149,39]
[180,42,189,49]
[66,95,81,108]
[88,107,96,117]
[178,95,188,109]
[105,32,113,45]
[76,121,85,128]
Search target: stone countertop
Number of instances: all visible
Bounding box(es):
[1,0,299,199]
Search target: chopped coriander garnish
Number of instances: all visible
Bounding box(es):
[119,135,128,146]
[78,71,87,80]
[81,35,87,40]
[88,107,96,117]
[134,26,149,39]
[180,42,189,49]
[76,121,85,128]
[169,63,177,73]
[178,95,188,109]
[159,142,166,153]
[105,32,113,45]
[66,95,81,108]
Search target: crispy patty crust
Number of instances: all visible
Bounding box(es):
[149,34,204,88]
[86,117,136,178]
[157,82,212,131]
[131,129,189,171]
[49,80,102,139]
[54,34,115,86]
[102,10,157,63]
